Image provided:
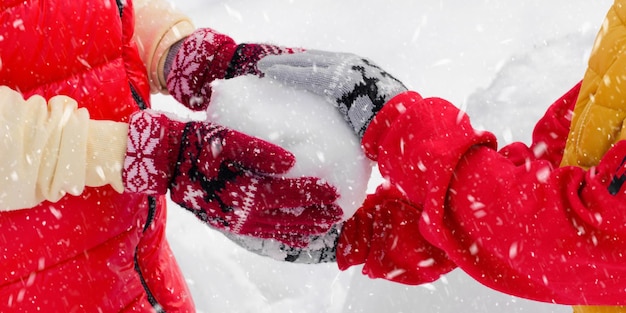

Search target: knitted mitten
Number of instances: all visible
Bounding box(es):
[166,28,300,110]
[258,50,407,138]
[123,110,342,246]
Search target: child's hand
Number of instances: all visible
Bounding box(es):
[336,184,455,285]
[258,50,407,138]
[166,28,301,111]
[123,110,342,246]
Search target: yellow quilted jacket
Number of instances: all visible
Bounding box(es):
[563,0,626,312]
[562,0,626,168]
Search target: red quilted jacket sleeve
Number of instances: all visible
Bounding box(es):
[361,82,626,305]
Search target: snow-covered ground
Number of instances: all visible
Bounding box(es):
[154,1,613,312]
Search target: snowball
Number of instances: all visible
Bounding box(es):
[207,76,373,220]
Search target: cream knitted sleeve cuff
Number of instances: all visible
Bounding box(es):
[132,0,195,93]
[85,118,128,194]
[0,86,127,211]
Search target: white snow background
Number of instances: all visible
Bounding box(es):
[152,1,613,312]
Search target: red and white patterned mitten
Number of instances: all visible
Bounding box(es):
[166,28,300,111]
[123,110,342,246]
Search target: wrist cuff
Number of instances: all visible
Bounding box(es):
[123,111,184,194]
[155,21,195,93]
[86,120,128,193]
[361,91,422,160]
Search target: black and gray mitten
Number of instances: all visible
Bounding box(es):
[258,50,407,138]
[219,224,342,264]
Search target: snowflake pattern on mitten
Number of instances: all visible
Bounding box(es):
[167,28,237,110]
[123,111,175,195]
[122,110,342,246]
[166,28,301,111]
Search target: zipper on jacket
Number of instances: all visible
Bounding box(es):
[129,83,148,110]
[118,3,167,311]
[116,0,125,18]
[134,196,166,312]
[134,251,166,313]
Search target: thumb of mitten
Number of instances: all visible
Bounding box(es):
[336,197,375,270]
[338,184,456,285]
[336,183,407,270]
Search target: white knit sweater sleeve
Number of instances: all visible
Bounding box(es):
[0,86,128,211]
[132,0,195,93]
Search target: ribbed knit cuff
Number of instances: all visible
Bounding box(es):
[85,120,128,192]
[123,111,183,195]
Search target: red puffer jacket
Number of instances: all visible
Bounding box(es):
[0,1,194,312]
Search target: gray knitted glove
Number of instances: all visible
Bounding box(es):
[258,50,407,138]
[219,224,342,264]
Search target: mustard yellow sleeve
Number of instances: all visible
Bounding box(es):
[573,306,626,313]
[133,0,195,93]
[561,3,626,168]
[0,86,128,211]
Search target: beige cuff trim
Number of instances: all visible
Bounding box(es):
[0,86,129,211]
[85,120,128,193]
[133,0,195,93]
[0,87,92,210]
[44,96,90,200]
[155,20,195,93]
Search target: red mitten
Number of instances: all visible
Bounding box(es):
[123,110,341,246]
[337,184,456,285]
[166,28,300,110]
